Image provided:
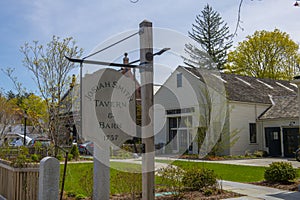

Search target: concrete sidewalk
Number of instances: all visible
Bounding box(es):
[221,180,300,200]
[110,158,169,171]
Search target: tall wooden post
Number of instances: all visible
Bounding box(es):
[139,20,155,200]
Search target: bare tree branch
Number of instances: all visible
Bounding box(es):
[233,0,245,37]
[1,68,26,95]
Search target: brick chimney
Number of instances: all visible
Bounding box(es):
[122,53,130,74]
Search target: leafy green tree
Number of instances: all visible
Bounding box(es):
[20,36,83,145]
[5,91,47,130]
[184,4,233,70]
[0,95,21,140]
[226,29,300,80]
[20,94,48,129]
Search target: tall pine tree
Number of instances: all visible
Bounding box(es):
[184,4,233,70]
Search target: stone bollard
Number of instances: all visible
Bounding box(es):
[38,157,60,200]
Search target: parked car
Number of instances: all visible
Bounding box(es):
[29,137,51,147]
[78,141,94,155]
[4,133,32,146]
[86,142,94,156]
[10,137,24,146]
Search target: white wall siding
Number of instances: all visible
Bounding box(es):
[229,102,269,155]
[154,67,204,154]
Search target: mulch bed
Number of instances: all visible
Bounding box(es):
[109,190,241,199]
[250,180,300,192]
[155,190,241,200]
[63,181,300,200]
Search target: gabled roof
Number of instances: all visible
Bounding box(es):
[258,95,298,120]
[182,66,297,104]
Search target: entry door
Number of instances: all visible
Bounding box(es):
[265,127,281,157]
[283,128,299,157]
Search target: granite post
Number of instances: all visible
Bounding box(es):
[38,157,60,200]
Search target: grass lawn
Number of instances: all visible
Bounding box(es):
[60,162,93,197]
[60,160,300,198]
[156,160,300,183]
[171,160,266,182]
[60,162,142,198]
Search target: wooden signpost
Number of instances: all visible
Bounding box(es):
[82,68,136,200]
[68,20,155,200]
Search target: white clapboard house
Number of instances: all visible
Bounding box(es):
[154,66,299,157]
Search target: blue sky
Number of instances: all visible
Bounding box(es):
[1,0,300,94]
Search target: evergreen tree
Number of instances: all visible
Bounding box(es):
[184,4,233,70]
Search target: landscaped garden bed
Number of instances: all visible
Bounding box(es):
[250,161,300,192]
[178,150,268,161]
[251,180,300,191]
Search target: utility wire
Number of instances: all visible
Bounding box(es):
[83,31,139,60]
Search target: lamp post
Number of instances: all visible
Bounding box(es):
[24,111,27,146]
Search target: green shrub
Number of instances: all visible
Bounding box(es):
[253,150,268,157]
[31,154,40,162]
[11,154,29,168]
[68,153,73,161]
[34,141,42,150]
[11,147,30,167]
[244,150,252,157]
[182,168,217,191]
[264,162,297,183]
[75,194,87,200]
[157,165,185,199]
[203,188,214,196]
[70,145,80,160]
[56,154,63,161]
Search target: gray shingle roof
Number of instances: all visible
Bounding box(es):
[183,66,297,104]
[258,95,298,120]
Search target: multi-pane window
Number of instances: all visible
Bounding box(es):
[168,116,193,151]
[166,107,195,115]
[249,123,257,143]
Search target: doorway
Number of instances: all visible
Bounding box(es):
[283,128,299,157]
[265,127,281,156]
